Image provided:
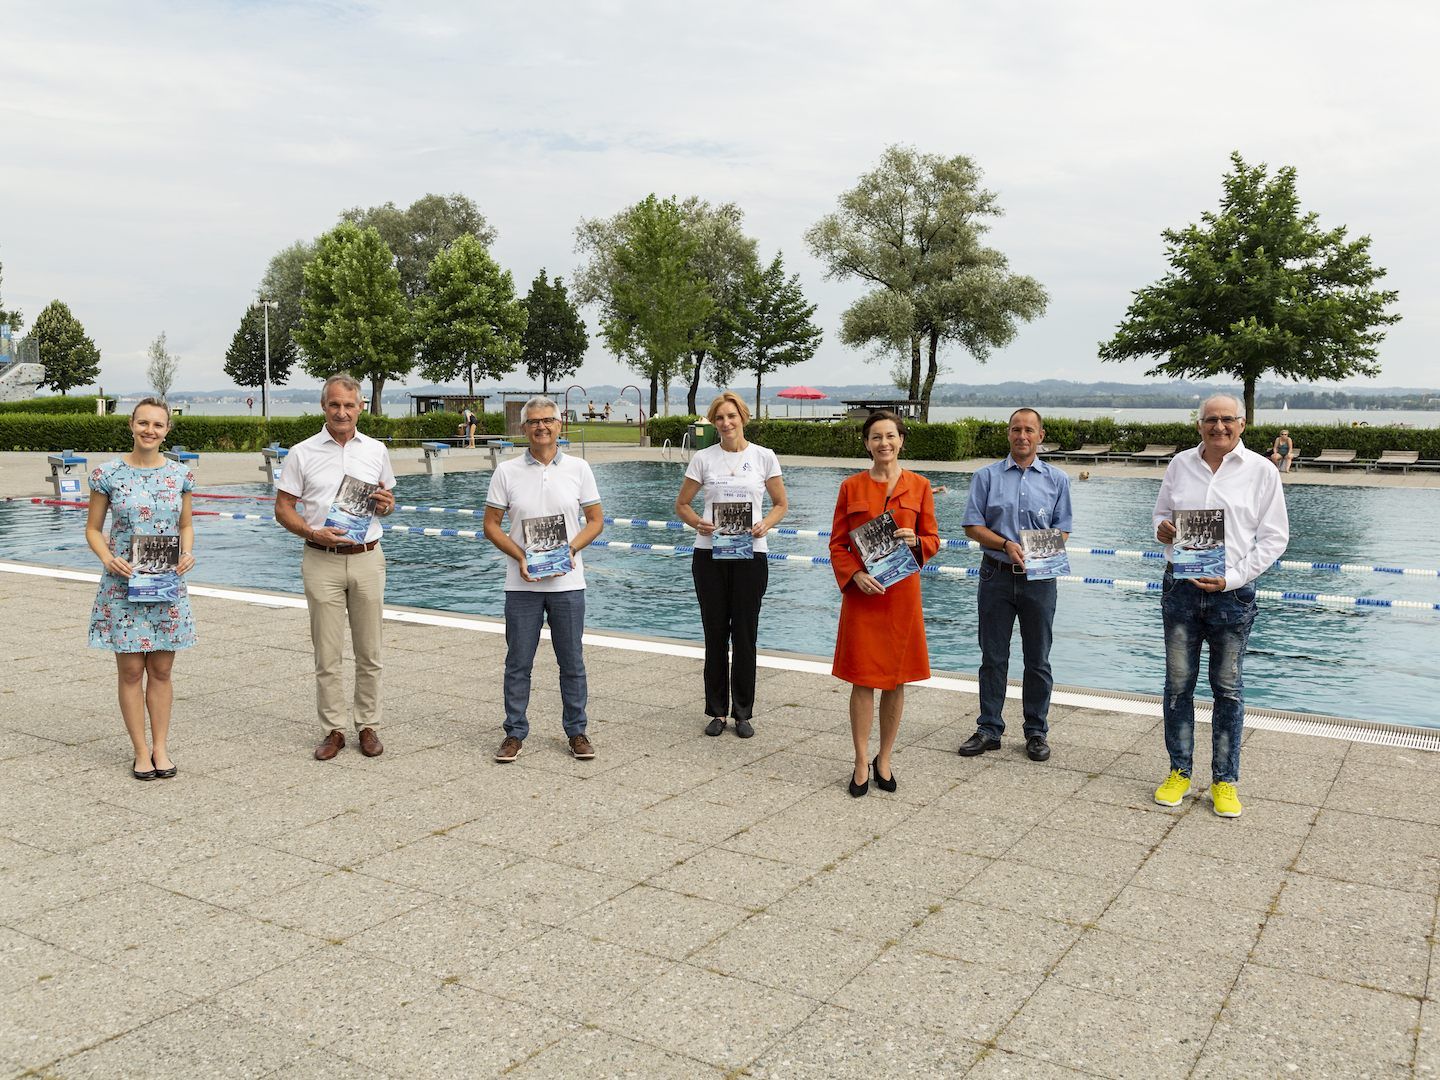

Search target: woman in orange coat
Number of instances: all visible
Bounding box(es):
[830,411,940,797]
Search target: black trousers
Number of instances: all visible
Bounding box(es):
[691,549,769,721]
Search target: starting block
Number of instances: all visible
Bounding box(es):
[421,441,449,476]
[44,450,88,500]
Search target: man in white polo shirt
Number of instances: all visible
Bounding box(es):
[274,374,396,761]
[483,396,604,763]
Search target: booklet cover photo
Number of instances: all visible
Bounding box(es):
[128,534,181,603]
[324,475,379,544]
[849,511,919,589]
[1020,528,1070,580]
[1172,508,1227,578]
[711,494,754,560]
[522,514,573,578]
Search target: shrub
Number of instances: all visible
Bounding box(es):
[0,395,110,415]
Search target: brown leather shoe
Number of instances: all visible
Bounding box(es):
[568,734,595,760]
[314,731,345,761]
[494,736,522,763]
[358,727,383,758]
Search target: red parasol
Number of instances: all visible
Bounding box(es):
[776,385,827,400]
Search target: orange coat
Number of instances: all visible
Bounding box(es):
[829,469,940,690]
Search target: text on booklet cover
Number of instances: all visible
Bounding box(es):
[324,475,379,544]
[849,510,919,588]
[522,514,573,578]
[1020,528,1069,580]
[128,534,180,603]
[1172,508,1226,578]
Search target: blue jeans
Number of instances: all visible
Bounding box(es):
[1161,571,1257,783]
[503,589,588,741]
[976,558,1057,738]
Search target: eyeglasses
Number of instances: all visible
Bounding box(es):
[524,417,561,427]
[1200,416,1241,427]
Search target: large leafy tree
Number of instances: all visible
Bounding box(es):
[806,145,1046,419]
[415,234,527,396]
[256,240,313,363]
[729,252,823,412]
[1099,152,1401,422]
[224,303,298,408]
[295,223,413,415]
[675,200,758,414]
[520,269,588,393]
[146,332,179,400]
[30,300,100,394]
[574,194,714,418]
[342,193,497,302]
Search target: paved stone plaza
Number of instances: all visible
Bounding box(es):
[2,563,1439,1078]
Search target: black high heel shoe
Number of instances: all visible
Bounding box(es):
[848,765,869,798]
[871,755,897,793]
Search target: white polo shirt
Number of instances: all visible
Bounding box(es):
[1152,439,1289,591]
[486,449,602,592]
[683,442,782,552]
[277,427,396,543]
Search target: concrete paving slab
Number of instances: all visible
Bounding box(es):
[764,866,940,942]
[903,899,1083,975]
[691,912,884,999]
[581,883,752,960]
[1095,885,1265,957]
[648,847,816,909]
[505,1026,724,1079]
[1250,911,1430,996]
[747,1004,986,1077]
[1049,927,1244,1016]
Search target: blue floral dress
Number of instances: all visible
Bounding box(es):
[88,459,198,653]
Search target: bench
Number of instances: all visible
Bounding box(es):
[1305,449,1360,472]
[1116,443,1177,465]
[44,450,88,500]
[163,444,200,466]
[1368,450,1420,474]
[1053,443,1113,462]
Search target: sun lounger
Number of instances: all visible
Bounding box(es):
[1115,443,1177,464]
[1368,450,1420,474]
[1053,443,1113,462]
[1038,442,1058,455]
[1305,449,1359,472]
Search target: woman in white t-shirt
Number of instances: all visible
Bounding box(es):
[674,391,789,738]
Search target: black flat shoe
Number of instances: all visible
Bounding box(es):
[871,755,897,793]
[848,767,869,798]
[704,716,726,737]
[734,717,754,739]
[132,766,156,781]
[153,761,177,779]
[958,731,1002,757]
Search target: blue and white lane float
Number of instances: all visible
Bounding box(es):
[18,498,1440,612]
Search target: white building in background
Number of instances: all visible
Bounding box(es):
[0,323,45,402]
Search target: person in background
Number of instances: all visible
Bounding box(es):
[1152,394,1289,818]
[1269,429,1296,472]
[461,405,478,448]
[674,391,788,738]
[829,411,939,797]
[958,407,1073,763]
[85,397,197,780]
[274,375,396,761]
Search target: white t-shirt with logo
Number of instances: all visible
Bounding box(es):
[485,450,602,592]
[684,442,783,552]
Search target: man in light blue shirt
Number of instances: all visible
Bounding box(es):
[959,408,1073,762]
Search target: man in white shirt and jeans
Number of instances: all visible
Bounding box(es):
[274,374,396,761]
[1151,394,1289,818]
[483,396,604,763]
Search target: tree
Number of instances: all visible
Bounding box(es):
[520,269,588,393]
[675,200,758,415]
[806,145,1046,419]
[1098,152,1401,422]
[729,253,823,412]
[415,234,527,396]
[0,255,22,331]
[256,239,313,363]
[574,195,714,418]
[30,300,101,394]
[224,303,298,408]
[295,223,412,415]
[341,193,497,303]
[147,332,179,400]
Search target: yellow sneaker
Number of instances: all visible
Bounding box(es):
[1153,769,1192,807]
[1210,781,1242,818]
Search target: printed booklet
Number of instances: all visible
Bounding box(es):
[849,510,919,589]
[1020,528,1069,580]
[711,490,755,560]
[128,534,181,603]
[323,475,379,544]
[522,514,573,578]
[1172,508,1226,578]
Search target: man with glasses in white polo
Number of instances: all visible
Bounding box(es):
[1152,394,1289,818]
[483,396,604,763]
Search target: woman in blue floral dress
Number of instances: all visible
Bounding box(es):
[85,398,197,780]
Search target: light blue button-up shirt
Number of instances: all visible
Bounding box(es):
[962,456,1073,564]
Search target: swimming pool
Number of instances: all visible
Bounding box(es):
[7,460,1440,728]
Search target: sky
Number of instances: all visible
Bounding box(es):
[4,0,1436,395]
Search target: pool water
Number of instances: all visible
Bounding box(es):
[7,460,1440,728]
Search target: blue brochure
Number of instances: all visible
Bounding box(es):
[849,510,919,589]
[522,514,573,578]
[1020,528,1070,580]
[1172,509,1226,578]
[128,534,180,603]
[711,492,754,560]
[323,474,378,544]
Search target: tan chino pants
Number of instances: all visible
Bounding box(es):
[301,544,385,734]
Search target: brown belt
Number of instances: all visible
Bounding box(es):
[306,539,379,555]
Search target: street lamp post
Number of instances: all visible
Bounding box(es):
[252,299,279,421]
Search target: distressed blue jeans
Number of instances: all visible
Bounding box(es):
[1161,571,1257,784]
[977,558,1058,738]
[503,589,588,741]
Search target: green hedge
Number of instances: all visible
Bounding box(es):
[0,395,111,415]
